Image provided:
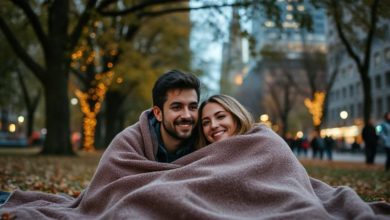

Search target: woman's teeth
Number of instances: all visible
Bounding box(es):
[213,131,225,137]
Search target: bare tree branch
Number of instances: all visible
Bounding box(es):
[69,0,99,49]
[331,0,363,70]
[137,2,252,18]
[362,0,379,71]
[97,0,189,16]
[70,67,88,85]
[11,0,49,51]
[0,15,45,82]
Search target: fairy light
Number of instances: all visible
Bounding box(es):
[69,71,114,152]
[304,91,326,126]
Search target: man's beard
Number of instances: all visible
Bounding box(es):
[161,115,195,141]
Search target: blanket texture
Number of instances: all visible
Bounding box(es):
[1,109,389,219]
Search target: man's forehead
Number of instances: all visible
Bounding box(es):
[166,88,198,103]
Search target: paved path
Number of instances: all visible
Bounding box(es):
[296,151,386,163]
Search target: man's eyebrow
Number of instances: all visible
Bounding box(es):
[170,101,198,106]
[170,102,183,106]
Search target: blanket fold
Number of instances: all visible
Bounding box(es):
[1,109,389,219]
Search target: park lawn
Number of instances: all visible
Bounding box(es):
[300,159,390,202]
[0,150,389,202]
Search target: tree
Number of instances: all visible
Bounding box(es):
[0,0,281,155]
[314,0,390,125]
[16,69,42,138]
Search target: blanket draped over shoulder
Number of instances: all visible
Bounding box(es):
[1,109,390,219]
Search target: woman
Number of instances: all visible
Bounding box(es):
[197,94,254,148]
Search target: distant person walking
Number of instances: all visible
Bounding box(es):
[379,112,390,171]
[362,119,378,164]
[311,131,325,159]
[324,135,334,161]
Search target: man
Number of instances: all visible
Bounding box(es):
[150,69,200,162]
[379,112,390,171]
[362,119,378,164]
[311,131,324,159]
[0,69,200,207]
[324,135,334,161]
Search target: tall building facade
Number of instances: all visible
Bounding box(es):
[235,0,327,132]
[220,8,247,96]
[324,13,390,143]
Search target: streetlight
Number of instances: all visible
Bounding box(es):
[340,110,348,126]
[260,114,269,122]
[18,116,24,135]
[260,114,271,128]
[18,116,24,124]
[71,98,78,105]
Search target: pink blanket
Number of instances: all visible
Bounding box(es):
[1,109,389,219]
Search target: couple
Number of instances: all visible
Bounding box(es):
[1,70,390,219]
[150,69,252,163]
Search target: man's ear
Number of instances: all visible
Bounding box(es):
[153,106,163,122]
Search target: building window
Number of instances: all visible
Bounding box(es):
[374,52,381,67]
[348,65,353,77]
[356,82,361,94]
[342,87,347,99]
[349,85,354,97]
[350,104,355,118]
[336,90,340,100]
[385,48,390,62]
[387,96,390,115]
[342,69,346,78]
[386,71,390,87]
[375,75,381,89]
[377,98,383,119]
[358,103,363,117]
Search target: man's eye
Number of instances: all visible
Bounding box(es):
[190,106,198,110]
[172,106,180,110]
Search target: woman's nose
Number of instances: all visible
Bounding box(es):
[211,120,218,129]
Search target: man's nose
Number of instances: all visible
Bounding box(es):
[181,107,191,119]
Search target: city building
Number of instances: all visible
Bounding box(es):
[220,8,248,97]
[324,12,390,144]
[222,0,328,134]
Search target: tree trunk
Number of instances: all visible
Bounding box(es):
[104,90,122,147]
[361,71,372,125]
[281,85,290,138]
[26,109,34,138]
[41,62,74,155]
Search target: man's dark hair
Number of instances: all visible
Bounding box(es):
[152,69,200,110]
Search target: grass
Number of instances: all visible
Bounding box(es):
[0,148,389,202]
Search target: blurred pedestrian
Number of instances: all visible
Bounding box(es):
[324,135,334,161]
[311,131,324,159]
[299,136,309,157]
[351,138,360,154]
[379,112,390,171]
[284,132,294,152]
[362,119,378,164]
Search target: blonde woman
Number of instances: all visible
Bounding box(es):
[197,94,255,148]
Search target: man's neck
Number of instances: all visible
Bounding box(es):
[160,126,183,154]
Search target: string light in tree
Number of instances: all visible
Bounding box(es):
[304,91,326,126]
[69,70,114,152]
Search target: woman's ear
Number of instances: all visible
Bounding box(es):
[153,106,163,122]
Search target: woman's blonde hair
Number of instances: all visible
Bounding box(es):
[197,94,255,149]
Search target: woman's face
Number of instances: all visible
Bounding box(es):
[201,102,236,143]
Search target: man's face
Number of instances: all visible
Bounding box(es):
[154,89,198,141]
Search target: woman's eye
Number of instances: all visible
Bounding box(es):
[218,115,226,119]
[202,121,210,126]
